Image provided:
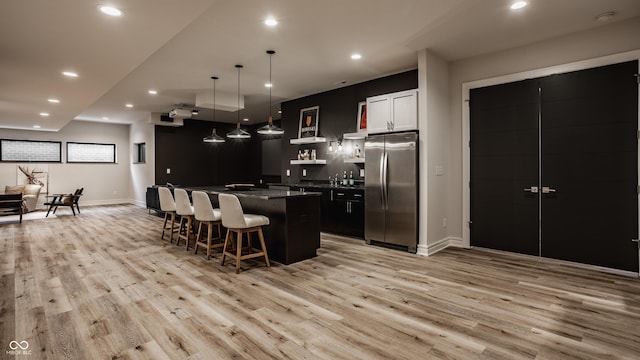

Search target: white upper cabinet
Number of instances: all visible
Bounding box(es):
[366,89,417,134]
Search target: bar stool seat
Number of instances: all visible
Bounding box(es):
[158,187,178,242]
[218,193,270,273]
[192,191,223,259]
[174,188,196,250]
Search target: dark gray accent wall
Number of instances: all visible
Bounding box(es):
[280,69,418,183]
[155,119,261,186]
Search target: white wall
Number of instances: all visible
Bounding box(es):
[417,49,452,256]
[129,118,156,207]
[0,120,131,208]
[447,16,640,245]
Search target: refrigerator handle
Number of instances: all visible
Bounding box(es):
[379,153,385,207]
[382,152,389,210]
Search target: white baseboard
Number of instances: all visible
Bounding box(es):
[80,198,134,207]
[417,236,465,256]
[32,199,149,212]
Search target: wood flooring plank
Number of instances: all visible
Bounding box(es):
[121,340,173,360]
[93,294,151,350]
[126,299,199,359]
[175,316,241,359]
[45,311,91,360]
[0,272,16,357]
[0,228,15,276]
[41,277,73,316]
[14,306,48,358]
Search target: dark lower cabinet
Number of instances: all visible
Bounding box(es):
[324,188,365,238]
[146,186,161,213]
[284,185,365,238]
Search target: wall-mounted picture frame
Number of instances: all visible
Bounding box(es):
[357,101,367,132]
[298,106,320,138]
[17,164,49,194]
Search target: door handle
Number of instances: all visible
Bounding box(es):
[542,186,556,194]
[632,239,639,243]
[524,186,539,193]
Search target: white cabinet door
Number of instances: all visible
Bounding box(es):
[366,94,390,134]
[390,89,417,132]
[366,89,417,134]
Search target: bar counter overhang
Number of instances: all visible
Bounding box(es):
[183,186,321,265]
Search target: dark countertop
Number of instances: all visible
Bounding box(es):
[268,182,365,191]
[183,186,322,200]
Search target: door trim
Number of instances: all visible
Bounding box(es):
[461,50,640,270]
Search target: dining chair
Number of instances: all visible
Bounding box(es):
[174,188,196,249]
[158,187,178,242]
[218,193,270,273]
[192,190,223,259]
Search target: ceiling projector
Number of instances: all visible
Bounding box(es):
[168,108,192,118]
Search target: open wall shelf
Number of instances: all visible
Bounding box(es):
[290,137,327,144]
[290,159,327,165]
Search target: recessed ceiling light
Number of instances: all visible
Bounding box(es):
[148,90,158,95]
[99,5,123,17]
[39,112,49,117]
[48,98,60,103]
[351,53,362,60]
[125,103,134,108]
[264,17,278,26]
[595,11,616,22]
[102,117,109,120]
[243,118,249,122]
[33,125,41,129]
[265,83,273,88]
[510,1,527,10]
[62,71,78,78]
[278,110,282,114]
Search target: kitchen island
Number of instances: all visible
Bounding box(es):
[183,186,321,265]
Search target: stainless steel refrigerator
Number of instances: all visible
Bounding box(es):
[364,131,418,253]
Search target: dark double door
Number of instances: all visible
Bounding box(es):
[470,61,639,272]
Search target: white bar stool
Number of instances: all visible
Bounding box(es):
[192,191,223,259]
[158,187,178,242]
[218,193,271,273]
[174,188,196,250]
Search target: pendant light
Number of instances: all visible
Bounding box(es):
[227,64,251,139]
[203,76,225,143]
[258,50,284,135]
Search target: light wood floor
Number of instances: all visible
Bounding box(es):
[1,204,639,359]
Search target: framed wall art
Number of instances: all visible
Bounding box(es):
[298,106,319,138]
[357,101,367,132]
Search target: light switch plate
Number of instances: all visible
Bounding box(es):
[435,166,444,176]
[360,169,365,177]
[286,169,290,177]
[166,168,171,174]
[302,169,307,177]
